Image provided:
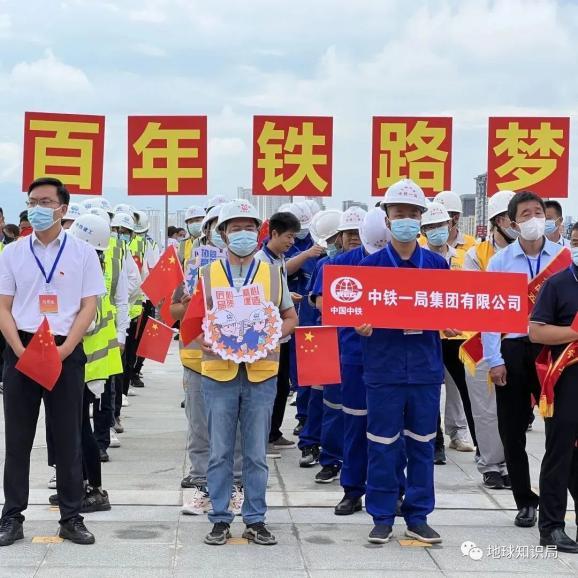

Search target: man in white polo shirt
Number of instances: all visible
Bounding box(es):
[0,177,105,547]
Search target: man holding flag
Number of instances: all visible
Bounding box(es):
[0,177,105,546]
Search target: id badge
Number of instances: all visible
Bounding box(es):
[403,329,423,335]
[39,289,59,315]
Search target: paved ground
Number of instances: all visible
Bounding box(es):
[1,342,577,577]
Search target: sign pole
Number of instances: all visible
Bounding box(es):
[164,194,169,250]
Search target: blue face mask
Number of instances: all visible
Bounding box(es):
[296,228,309,240]
[390,218,421,243]
[210,229,227,249]
[572,247,578,266]
[119,233,131,244]
[425,225,449,247]
[544,219,558,236]
[187,222,203,238]
[227,230,258,257]
[326,243,340,258]
[28,206,57,232]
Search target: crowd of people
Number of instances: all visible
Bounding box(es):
[0,176,577,555]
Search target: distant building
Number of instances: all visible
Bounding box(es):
[342,200,368,212]
[461,194,476,218]
[144,208,162,246]
[474,173,488,232]
[460,215,476,237]
[237,187,292,219]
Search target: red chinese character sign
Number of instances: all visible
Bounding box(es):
[253,115,333,196]
[128,115,207,195]
[372,117,452,197]
[22,112,105,194]
[487,117,570,198]
[202,283,282,364]
[322,265,528,333]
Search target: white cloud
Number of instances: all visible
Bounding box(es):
[209,137,247,158]
[0,13,11,37]
[8,50,91,93]
[129,1,167,23]
[0,142,20,180]
[132,43,166,57]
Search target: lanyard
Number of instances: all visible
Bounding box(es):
[224,259,256,288]
[29,233,67,285]
[386,243,424,269]
[525,253,541,279]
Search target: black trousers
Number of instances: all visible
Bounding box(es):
[133,300,155,376]
[2,336,86,523]
[93,378,114,451]
[269,341,291,443]
[122,318,139,395]
[82,386,102,488]
[497,338,542,509]
[539,367,578,533]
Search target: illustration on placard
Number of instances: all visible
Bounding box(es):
[185,246,226,294]
[202,283,282,364]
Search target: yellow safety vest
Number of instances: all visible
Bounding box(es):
[129,235,146,319]
[200,260,282,383]
[103,237,124,311]
[474,240,496,272]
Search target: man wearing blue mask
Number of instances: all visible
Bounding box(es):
[544,200,571,248]
[356,178,454,546]
[196,199,297,547]
[529,222,578,553]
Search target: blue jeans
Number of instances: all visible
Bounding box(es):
[201,367,277,525]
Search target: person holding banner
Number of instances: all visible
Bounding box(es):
[196,199,297,546]
[357,178,451,545]
[528,222,578,553]
[0,177,105,546]
[482,191,567,529]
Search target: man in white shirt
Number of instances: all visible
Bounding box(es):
[0,177,105,547]
[544,200,571,248]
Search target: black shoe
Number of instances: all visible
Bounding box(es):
[483,471,505,489]
[315,464,341,484]
[0,518,24,547]
[405,523,442,544]
[49,493,59,506]
[131,375,145,388]
[181,475,199,489]
[293,420,305,436]
[82,488,111,513]
[99,449,110,462]
[204,522,231,545]
[540,528,578,553]
[368,524,393,544]
[299,445,320,468]
[515,506,537,528]
[334,495,362,516]
[180,400,185,409]
[59,516,95,545]
[242,522,277,545]
[434,446,446,465]
[501,474,512,489]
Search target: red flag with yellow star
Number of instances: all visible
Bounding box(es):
[15,317,62,391]
[141,245,184,306]
[295,326,341,386]
[180,279,206,346]
[136,317,174,363]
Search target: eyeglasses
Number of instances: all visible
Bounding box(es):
[26,199,61,208]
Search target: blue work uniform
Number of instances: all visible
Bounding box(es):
[360,242,447,527]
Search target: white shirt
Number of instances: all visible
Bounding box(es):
[0,228,105,336]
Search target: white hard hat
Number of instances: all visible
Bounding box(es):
[204,195,228,210]
[382,179,428,212]
[277,203,293,213]
[69,213,111,251]
[63,202,83,222]
[303,199,321,216]
[185,205,205,221]
[337,206,367,232]
[282,202,313,228]
[87,207,111,224]
[215,309,237,326]
[81,197,112,213]
[310,210,342,247]
[217,199,262,230]
[360,208,391,254]
[202,204,223,232]
[111,212,136,231]
[114,203,136,215]
[421,202,451,226]
[133,210,149,234]
[434,190,462,214]
[488,190,516,220]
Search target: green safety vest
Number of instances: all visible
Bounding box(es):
[103,237,124,310]
[128,235,146,319]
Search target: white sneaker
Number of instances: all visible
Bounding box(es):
[127,387,137,397]
[47,468,57,489]
[181,486,211,515]
[109,430,121,448]
[230,484,244,516]
[122,394,129,407]
[449,439,475,452]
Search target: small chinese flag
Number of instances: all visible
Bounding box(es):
[295,326,341,386]
[16,317,62,391]
[141,245,184,306]
[180,280,206,347]
[159,296,175,327]
[136,317,174,363]
[572,312,578,333]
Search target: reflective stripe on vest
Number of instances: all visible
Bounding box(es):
[201,259,282,383]
[104,238,123,303]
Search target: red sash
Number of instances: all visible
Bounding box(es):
[459,248,572,375]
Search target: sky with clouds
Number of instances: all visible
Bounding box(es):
[0,0,577,220]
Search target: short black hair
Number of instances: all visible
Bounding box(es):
[507,191,545,222]
[19,210,28,222]
[572,222,578,234]
[167,226,178,236]
[28,177,70,206]
[545,200,563,219]
[269,211,301,235]
[0,207,3,217]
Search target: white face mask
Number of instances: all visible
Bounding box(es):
[517,217,546,241]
